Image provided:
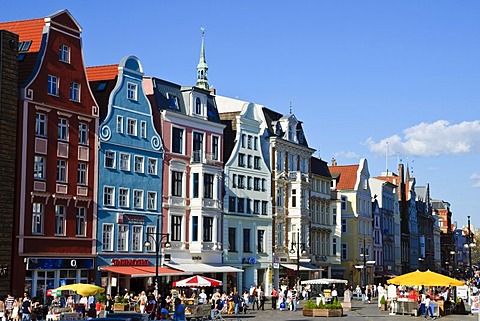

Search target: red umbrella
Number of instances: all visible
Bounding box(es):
[172,275,222,287]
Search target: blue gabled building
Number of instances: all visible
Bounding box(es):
[88,56,169,295]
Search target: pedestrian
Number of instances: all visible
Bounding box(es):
[11,300,18,321]
[361,285,366,303]
[233,291,240,315]
[173,298,185,321]
[355,285,361,301]
[271,287,278,310]
[104,294,113,316]
[258,289,265,311]
[5,294,14,321]
[331,286,338,303]
[249,285,255,308]
[21,293,32,321]
[424,295,436,319]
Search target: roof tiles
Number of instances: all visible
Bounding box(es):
[0,18,45,52]
[329,165,359,190]
[86,65,118,81]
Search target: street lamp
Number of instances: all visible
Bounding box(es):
[450,251,456,277]
[464,216,476,278]
[144,215,171,296]
[290,229,306,290]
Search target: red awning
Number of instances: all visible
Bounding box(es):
[100,266,188,277]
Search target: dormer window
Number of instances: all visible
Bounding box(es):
[288,124,294,141]
[168,93,179,110]
[195,97,202,115]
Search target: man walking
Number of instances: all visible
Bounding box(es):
[271,287,278,310]
[21,293,32,321]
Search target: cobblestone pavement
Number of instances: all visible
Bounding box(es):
[218,298,480,321]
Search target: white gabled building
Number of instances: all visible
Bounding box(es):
[217,96,273,294]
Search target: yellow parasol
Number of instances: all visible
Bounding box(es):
[387,270,464,287]
[55,283,105,296]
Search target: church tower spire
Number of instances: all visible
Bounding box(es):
[196,27,209,90]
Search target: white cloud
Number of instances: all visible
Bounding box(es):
[366,120,480,157]
[470,173,480,188]
[334,151,360,159]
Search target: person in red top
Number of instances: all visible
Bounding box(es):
[271,287,278,310]
[95,301,102,317]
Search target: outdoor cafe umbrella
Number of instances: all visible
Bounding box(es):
[55,283,105,296]
[387,270,464,287]
[172,275,222,287]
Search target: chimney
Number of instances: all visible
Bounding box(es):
[331,158,337,166]
[398,164,404,184]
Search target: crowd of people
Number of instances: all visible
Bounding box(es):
[0,293,36,321]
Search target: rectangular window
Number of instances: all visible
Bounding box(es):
[172,127,184,154]
[232,174,237,188]
[171,215,182,241]
[212,136,219,161]
[103,186,115,206]
[257,230,265,253]
[58,118,68,141]
[277,151,284,171]
[203,217,213,242]
[292,189,297,207]
[254,156,261,170]
[118,188,129,207]
[333,208,337,224]
[77,163,87,185]
[193,173,199,198]
[246,199,252,214]
[126,118,137,136]
[247,176,252,190]
[237,198,244,213]
[193,132,204,162]
[192,216,198,242]
[59,44,70,63]
[254,178,260,191]
[341,218,347,233]
[261,201,268,215]
[133,190,144,209]
[203,173,214,199]
[247,135,252,149]
[243,228,251,252]
[341,243,348,260]
[247,155,253,168]
[105,151,116,169]
[147,158,157,175]
[172,171,183,197]
[117,225,128,251]
[238,153,245,167]
[168,93,180,110]
[55,205,66,235]
[140,121,147,138]
[254,200,260,214]
[32,203,44,235]
[34,156,46,180]
[147,191,157,210]
[78,123,88,145]
[35,113,47,137]
[132,226,143,252]
[134,155,144,173]
[241,134,246,148]
[70,82,80,102]
[254,137,258,150]
[341,196,347,210]
[102,224,114,251]
[127,82,137,101]
[332,238,337,255]
[238,175,245,189]
[116,115,124,133]
[261,178,266,191]
[48,75,59,96]
[76,207,86,236]
[228,227,236,251]
[145,226,156,252]
[119,153,130,171]
[57,160,67,182]
[228,196,236,212]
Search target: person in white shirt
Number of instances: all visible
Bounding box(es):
[424,295,435,320]
[198,289,207,304]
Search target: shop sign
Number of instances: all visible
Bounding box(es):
[242,257,256,265]
[111,259,149,266]
[27,258,94,270]
[118,214,145,224]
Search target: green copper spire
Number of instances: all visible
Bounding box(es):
[196,27,209,90]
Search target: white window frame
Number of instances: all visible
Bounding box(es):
[119,153,130,171]
[105,150,116,169]
[76,207,87,237]
[78,122,88,145]
[35,113,47,137]
[118,187,130,208]
[132,225,143,252]
[126,118,137,136]
[55,204,66,236]
[147,191,157,210]
[102,223,114,251]
[58,118,69,141]
[48,75,59,96]
[133,189,144,209]
[127,82,138,101]
[34,156,46,180]
[171,126,185,154]
[59,44,70,63]
[211,135,219,161]
[145,226,156,252]
[32,203,44,235]
[140,121,147,138]
[103,186,115,206]
[70,82,80,102]
[77,162,87,185]
[134,155,144,173]
[116,115,124,133]
[57,160,67,183]
[117,224,129,252]
[147,158,157,175]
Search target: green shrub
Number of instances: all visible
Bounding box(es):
[317,300,325,309]
[96,293,106,303]
[380,295,386,305]
[304,299,317,309]
[325,300,342,309]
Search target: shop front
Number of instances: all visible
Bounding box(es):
[25,257,95,302]
[279,263,322,289]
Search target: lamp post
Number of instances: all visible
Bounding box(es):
[450,250,456,277]
[360,237,368,287]
[290,228,305,290]
[144,215,171,296]
[464,216,476,278]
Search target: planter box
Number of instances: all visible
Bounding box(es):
[113,303,128,311]
[303,308,343,317]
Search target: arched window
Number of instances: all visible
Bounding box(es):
[195,97,202,115]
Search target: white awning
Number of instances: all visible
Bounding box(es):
[166,262,243,273]
[301,278,348,285]
[280,263,322,271]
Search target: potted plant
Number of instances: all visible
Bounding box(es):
[302,299,317,317]
[302,298,343,317]
[380,295,387,311]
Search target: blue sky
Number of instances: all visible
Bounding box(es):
[2,1,479,228]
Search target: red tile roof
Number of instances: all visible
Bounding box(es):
[0,18,45,52]
[86,65,118,81]
[328,164,359,190]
